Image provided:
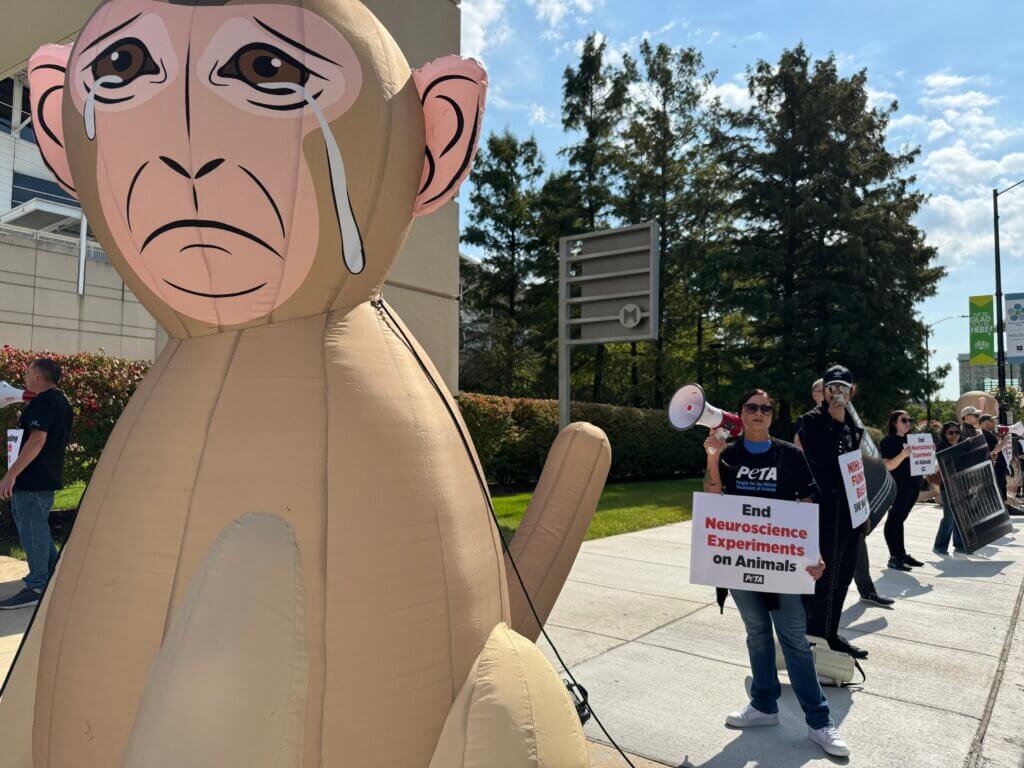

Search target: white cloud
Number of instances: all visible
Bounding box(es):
[923,72,970,91]
[927,119,954,142]
[920,90,997,111]
[461,0,511,61]
[922,141,1024,191]
[709,78,753,111]
[526,0,594,31]
[918,191,1024,270]
[867,88,897,109]
[707,31,720,44]
[654,21,677,36]
[889,113,925,130]
[744,31,766,42]
[529,104,556,127]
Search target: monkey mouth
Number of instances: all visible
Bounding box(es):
[163,280,267,299]
[142,219,282,259]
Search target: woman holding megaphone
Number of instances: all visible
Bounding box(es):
[702,388,850,758]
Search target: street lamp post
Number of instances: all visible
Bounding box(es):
[993,178,1024,425]
[925,314,968,427]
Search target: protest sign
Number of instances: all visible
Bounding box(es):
[6,429,23,469]
[690,492,819,595]
[839,449,870,527]
[908,433,937,477]
[936,435,1011,553]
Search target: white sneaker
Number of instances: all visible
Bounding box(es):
[725,703,779,728]
[809,725,850,757]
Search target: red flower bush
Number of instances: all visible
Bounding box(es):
[1,346,151,485]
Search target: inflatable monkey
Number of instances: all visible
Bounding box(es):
[0,2,611,766]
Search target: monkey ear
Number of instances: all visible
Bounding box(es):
[27,44,77,198]
[411,55,487,218]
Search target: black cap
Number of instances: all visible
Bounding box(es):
[822,364,854,388]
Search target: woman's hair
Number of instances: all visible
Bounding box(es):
[938,421,960,447]
[736,389,772,413]
[887,410,910,435]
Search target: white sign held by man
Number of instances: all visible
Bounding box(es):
[6,429,24,469]
[690,492,819,595]
[908,433,937,477]
[838,449,870,527]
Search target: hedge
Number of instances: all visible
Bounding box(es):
[1,346,151,485]
[456,393,706,486]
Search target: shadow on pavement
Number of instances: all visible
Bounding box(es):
[679,676,853,767]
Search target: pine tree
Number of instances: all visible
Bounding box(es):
[561,34,631,402]
[461,130,545,396]
[716,45,944,429]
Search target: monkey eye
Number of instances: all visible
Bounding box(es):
[218,44,313,93]
[90,38,160,86]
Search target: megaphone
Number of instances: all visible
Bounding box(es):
[668,384,743,444]
[0,381,34,408]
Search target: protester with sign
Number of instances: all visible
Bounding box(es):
[879,411,923,572]
[795,365,869,660]
[979,414,1009,503]
[931,422,967,556]
[703,389,849,757]
[0,358,73,610]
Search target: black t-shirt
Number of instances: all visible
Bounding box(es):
[880,434,912,487]
[15,388,73,492]
[719,438,818,501]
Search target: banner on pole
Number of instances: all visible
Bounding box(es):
[909,434,937,477]
[970,295,996,366]
[690,492,818,595]
[1006,293,1024,364]
[839,449,870,527]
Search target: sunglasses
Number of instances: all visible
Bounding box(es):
[946,430,960,436]
[898,417,910,424]
[743,403,774,415]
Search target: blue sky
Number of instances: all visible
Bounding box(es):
[458,0,1024,399]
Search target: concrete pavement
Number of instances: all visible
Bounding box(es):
[537,503,1024,767]
[2,503,1022,767]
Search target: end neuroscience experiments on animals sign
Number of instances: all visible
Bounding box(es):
[691,492,819,594]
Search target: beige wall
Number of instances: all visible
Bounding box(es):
[0,230,160,360]
[0,0,463,389]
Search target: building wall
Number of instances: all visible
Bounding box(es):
[957,353,1022,394]
[0,0,464,388]
[0,231,160,360]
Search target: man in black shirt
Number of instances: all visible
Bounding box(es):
[979,414,1009,502]
[0,358,73,610]
[795,365,869,659]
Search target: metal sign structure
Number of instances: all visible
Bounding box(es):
[558,223,660,428]
[937,435,1013,553]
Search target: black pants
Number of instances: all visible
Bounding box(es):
[884,482,918,559]
[854,535,875,597]
[808,526,862,642]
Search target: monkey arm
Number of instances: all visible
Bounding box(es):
[505,423,611,642]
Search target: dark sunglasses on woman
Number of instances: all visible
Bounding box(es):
[898,417,910,424]
[742,403,774,415]
[946,430,960,436]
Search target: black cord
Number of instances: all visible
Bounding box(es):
[373,299,637,767]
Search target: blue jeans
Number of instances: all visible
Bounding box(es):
[731,589,832,730]
[10,490,57,591]
[934,486,965,553]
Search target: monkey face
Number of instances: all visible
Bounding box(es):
[60,1,363,326]
[29,0,488,335]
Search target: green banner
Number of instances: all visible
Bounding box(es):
[970,295,996,366]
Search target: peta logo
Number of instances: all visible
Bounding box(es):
[737,466,778,482]
[743,573,765,585]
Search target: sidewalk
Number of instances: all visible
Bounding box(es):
[3,504,1022,768]
[538,503,1024,767]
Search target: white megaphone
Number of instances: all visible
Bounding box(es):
[0,381,34,408]
[668,384,743,452]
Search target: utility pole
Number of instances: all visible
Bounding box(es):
[993,179,1024,425]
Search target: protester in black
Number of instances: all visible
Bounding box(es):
[979,414,1009,503]
[795,365,868,660]
[704,389,849,757]
[879,411,921,571]
[960,406,980,440]
[0,358,73,610]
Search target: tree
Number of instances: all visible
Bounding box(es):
[614,40,717,407]
[716,44,944,431]
[460,130,545,396]
[561,34,631,401]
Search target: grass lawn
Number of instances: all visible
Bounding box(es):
[493,477,700,543]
